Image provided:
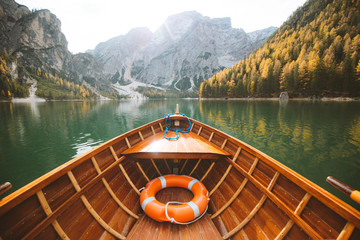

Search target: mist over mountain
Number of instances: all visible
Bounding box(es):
[90,11,276,92]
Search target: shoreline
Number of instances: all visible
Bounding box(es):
[198,97,360,101]
[1,96,360,102]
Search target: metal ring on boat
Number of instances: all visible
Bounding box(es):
[140,174,209,224]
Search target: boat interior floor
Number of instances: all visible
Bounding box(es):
[127,187,223,240]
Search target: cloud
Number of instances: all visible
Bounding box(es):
[16,0,306,53]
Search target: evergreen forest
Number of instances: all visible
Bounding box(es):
[199,0,360,98]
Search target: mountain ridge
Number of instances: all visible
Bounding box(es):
[0,0,276,99]
[89,11,277,92]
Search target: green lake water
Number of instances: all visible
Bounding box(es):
[0,99,359,210]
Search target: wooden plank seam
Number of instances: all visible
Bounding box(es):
[223,171,280,239]
[21,155,126,240]
[189,159,202,176]
[110,146,141,195]
[200,161,215,182]
[274,192,312,240]
[67,171,126,240]
[91,157,139,219]
[163,159,171,173]
[151,159,162,176]
[136,162,150,182]
[209,147,241,196]
[151,126,156,135]
[224,157,324,240]
[336,222,356,240]
[211,157,258,219]
[36,190,70,240]
[180,159,188,174]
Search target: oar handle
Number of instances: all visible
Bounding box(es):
[327,176,360,204]
[0,182,12,195]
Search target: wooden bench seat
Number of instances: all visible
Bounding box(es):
[122,131,230,159]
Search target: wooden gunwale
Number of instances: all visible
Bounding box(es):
[21,155,126,240]
[190,118,360,229]
[0,118,164,215]
[1,116,360,240]
[224,156,323,239]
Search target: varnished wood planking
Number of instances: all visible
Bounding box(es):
[0,194,46,239]
[285,224,311,240]
[60,199,94,239]
[1,116,360,240]
[127,187,222,240]
[94,148,115,172]
[112,138,128,157]
[349,228,360,240]
[202,158,228,191]
[42,174,76,211]
[0,119,161,239]
[300,196,347,239]
[236,150,257,173]
[142,127,153,139]
[199,127,212,141]
[127,132,142,147]
[123,131,230,160]
[272,174,307,212]
[33,224,59,240]
[250,200,284,239]
[72,159,98,188]
[252,160,277,188]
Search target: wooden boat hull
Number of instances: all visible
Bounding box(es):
[1,116,360,239]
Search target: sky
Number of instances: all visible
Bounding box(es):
[16,0,307,54]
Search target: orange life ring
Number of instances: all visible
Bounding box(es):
[140,174,209,224]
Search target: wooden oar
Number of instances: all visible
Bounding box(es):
[0,182,12,195]
[327,176,360,204]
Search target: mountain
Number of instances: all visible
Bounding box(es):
[0,0,276,99]
[199,0,360,98]
[90,11,277,92]
[0,0,114,100]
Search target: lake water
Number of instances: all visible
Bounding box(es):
[0,99,359,210]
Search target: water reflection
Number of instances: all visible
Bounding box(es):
[349,116,360,151]
[0,100,359,210]
[72,133,103,158]
[196,100,360,209]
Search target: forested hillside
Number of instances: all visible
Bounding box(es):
[199,0,360,98]
[0,49,96,100]
[0,50,29,99]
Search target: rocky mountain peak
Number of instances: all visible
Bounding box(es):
[91,11,276,92]
[0,0,109,99]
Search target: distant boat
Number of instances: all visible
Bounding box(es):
[1,110,359,239]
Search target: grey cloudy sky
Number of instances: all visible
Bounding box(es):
[16,0,307,53]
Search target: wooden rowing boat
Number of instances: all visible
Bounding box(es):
[1,113,360,239]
